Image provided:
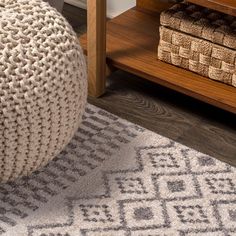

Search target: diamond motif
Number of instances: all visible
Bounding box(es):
[139,145,188,174]
[186,149,230,174]
[167,199,219,230]
[153,174,201,200]
[17,117,236,236]
[108,173,155,199]
[205,177,236,194]
[121,199,168,229]
[73,199,121,229]
[115,177,148,195]
[174,205,209,224]
[150,153,181,169]
[79,204,114,223]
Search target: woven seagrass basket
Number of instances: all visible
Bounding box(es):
[158,2,236,87]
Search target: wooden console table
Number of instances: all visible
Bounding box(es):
[80,0,236,114]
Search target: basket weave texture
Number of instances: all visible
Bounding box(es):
[158,3,236,87]
[0,0,87,182]
[160,2,236,50]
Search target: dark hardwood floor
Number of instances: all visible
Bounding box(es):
[62,4,236,167]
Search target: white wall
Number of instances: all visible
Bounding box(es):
[64,0,136,18]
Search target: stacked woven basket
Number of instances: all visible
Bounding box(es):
[158,2,236,87]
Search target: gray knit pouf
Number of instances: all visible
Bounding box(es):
[0,0,87,183]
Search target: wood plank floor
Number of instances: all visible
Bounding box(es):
[63,4,236,167]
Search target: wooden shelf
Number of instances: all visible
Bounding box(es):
[187,0,236,16]
[80,8,236,114]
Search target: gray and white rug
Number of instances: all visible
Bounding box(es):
[0,104,235,236]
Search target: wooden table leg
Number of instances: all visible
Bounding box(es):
[87,0,107,97]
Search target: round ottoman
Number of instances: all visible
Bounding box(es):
[0,0,87,182]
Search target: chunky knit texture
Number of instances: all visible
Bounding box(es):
[0,0,87,183]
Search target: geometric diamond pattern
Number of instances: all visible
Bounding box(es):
[174,204,210,224]
[79,204,114,223]
[115,177,148,195]
[72,199,121,230]
[121,199,168,229]
[1,105,234,236]
[187,150,230,174]
[150,153,180,169]
[28,137,236,236]
[205,177,236,194]
[167,199,219,231]
[153,173,201,200]
[140,145,188,174]
[108,173,156,200]
[52,140,233,236]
